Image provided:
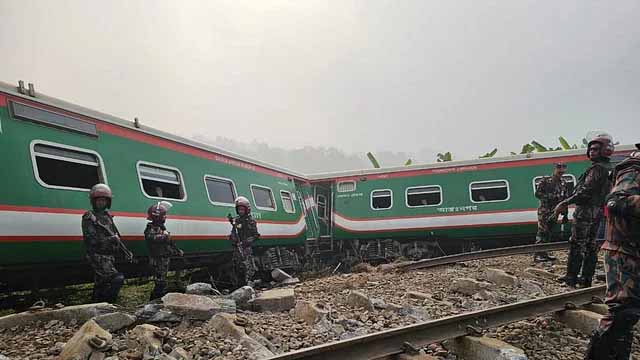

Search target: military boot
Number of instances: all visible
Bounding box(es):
[584,329,618,360]
[150,280,166,301]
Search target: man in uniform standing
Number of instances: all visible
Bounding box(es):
[584,144,640,359]
[555,134,614,287]
[228,196,260,287]
[533,162,569,262]
[82,184,133,303]
[145,201,183,300]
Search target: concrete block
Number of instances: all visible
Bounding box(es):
[251,288,295,312]
[485,268,518,287]
[446,336,528,360]
[555,310,602,334]
[582,303,608,316]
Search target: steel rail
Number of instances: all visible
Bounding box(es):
[400,242,572,271]
[266,285,605,360]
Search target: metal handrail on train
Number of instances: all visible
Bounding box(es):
[266,286,605,360]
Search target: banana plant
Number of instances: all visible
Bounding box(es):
[366,152,381,168]
[479,148,498,158]
[437,152,453,162]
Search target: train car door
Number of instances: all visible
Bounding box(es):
[314,184,332,238]
[294,181,320,240]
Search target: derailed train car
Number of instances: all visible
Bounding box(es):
[0,81,635,291]
[304,150,631,262]
[0,82,308,290]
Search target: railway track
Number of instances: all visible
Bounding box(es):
[266,285,605,360]
[399,241,590,272]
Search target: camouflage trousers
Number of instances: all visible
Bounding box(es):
[535,208,557,244]
[86,253,124,303]
[149,256,170,300]
[233,247,256,287]
[586,250,640,359]
[566,205,603,283]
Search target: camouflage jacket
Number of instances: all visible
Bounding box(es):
[82,210,118,256]
[230,215,260,249]
[565,160,611,207]
[602,158,640,256]
[535,176,569,210]
[144,223,179,257]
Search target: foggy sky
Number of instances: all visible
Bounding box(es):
[1,0,639,161]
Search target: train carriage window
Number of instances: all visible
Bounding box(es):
[317,194,327,219]
[469,180,510,203]
[406,186,442,207]
[532,175,577,195]
[251,185,277,211]
[337,181,356,192]
[31,141,105,191]
[137,162,186,201]
[204,176,236,206]
[280,191,296,213]
[371,189,393,210]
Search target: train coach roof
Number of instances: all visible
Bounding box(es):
[2,81,635,182]
[0,81,306,179]
[307,144,637,181]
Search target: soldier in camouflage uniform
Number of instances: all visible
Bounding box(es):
[228,196,260,288]
[584,144,640,360]
[145,201,183,300]
[533,162,570,262]
[82,184,134,303]
[555,134,614,288]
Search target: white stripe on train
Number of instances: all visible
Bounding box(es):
[0,210,306,237]
[333,209,575,232]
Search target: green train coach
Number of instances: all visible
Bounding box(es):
[0,82,309,290]
[0,81,634,291]
[305,146,631,261]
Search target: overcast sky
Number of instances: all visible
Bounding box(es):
[2,1,639,159]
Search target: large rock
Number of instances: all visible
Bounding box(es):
[484,268,518,287]
[127,324,169,358]
[169,347,191,360]
[271,268,293,282]
[93,312,136,332]
[59,320,112,360]
[0,303,117,330]
[519,279,545,296]
[250,288,295,312]
[135,304,182,323]
[346,290,374,311]
[0,356,10,360]
[185,282,216,295]
[294,301,329,325]
[161,293,236,320]
[451,278,493,296]
[208,313,274,359]
[228,286,256,308]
